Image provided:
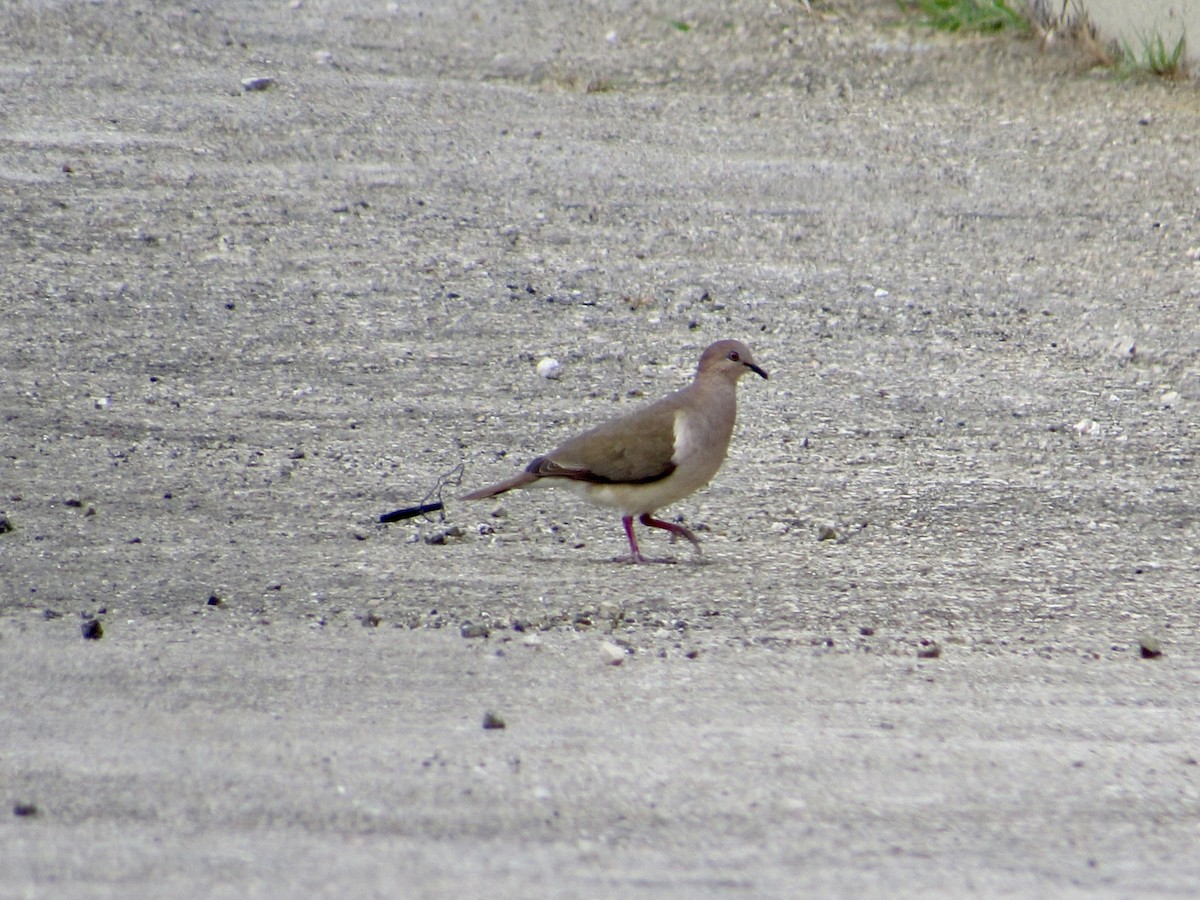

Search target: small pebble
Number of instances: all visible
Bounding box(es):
[461,622,490,639]
[0,514,12,534]
[424,525,465,545]
[12,802,38,818]
[81,619,104,640]
[1139,636,1163,659]
[916,639,940,659]
[482,711,506,730]
[241,76,276,92]
[817,524,839,542]
[536,357,563,379]
[600,641,627,665]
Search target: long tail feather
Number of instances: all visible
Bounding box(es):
[459,471,538,501]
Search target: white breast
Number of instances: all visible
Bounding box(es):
[671,409,700,465]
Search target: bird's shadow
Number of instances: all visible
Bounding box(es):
[608,553,712,567]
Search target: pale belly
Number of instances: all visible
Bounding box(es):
[575,456,723,515]
[538,405,733,515]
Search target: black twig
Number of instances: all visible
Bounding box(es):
[379,463,464,524]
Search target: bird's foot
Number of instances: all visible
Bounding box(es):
[639,514,702,553]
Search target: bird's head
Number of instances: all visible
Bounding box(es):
[697,340,768,381]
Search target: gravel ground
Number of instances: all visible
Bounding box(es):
[3,0,1200,896]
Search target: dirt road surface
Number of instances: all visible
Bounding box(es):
[3,1,1199,895]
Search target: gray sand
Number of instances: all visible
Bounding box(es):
[3,1,1199,895]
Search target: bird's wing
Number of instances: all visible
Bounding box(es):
[531,395,681,485]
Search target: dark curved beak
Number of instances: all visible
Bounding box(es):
[747,362,768,380]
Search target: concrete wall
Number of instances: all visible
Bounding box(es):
[1065,0,1197,66]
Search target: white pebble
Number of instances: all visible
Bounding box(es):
[536,357,563,380]
[600,641,627,666]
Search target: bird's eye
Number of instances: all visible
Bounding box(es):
[728,351,740,362]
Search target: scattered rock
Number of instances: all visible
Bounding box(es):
[81,619,104,640]
[12,802,38,818]
[482,711,506,730]
[424,525,465,545]
[817,524,840,542]
[536,357,563,379]
[600,641,628,665]
[362,612,381,628]
[43,609,62,620]
[916,639,940,659]
[206,595,224,607]
[0,514,12,534]
[461,622,490,639]
[859,626,875,636]
[1139,636,1163,659]
[241,76,276,92]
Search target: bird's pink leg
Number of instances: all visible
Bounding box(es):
[639,513,701,553]
[622,515,648,563]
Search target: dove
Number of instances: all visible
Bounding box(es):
[461,340,767,562]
